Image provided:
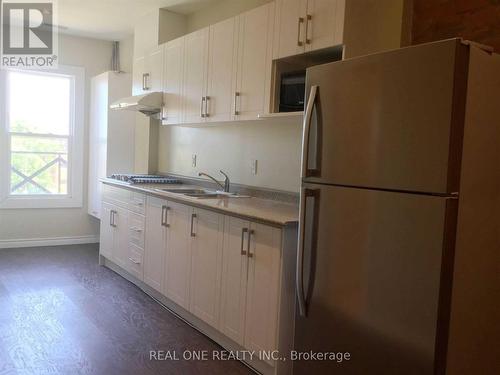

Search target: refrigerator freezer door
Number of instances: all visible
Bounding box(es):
[302,38,467,194]
[294,183,457,375]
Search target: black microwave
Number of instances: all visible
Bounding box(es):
[279,71,306,112]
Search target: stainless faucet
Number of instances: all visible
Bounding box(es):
[198,170,230,192]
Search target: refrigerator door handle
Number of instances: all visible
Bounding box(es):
[297,187,319,317]
[301,85,319,179]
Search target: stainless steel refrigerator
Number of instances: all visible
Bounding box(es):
[293,38,496,375]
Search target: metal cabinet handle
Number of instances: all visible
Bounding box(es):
[200,97,206,118]
[130,227,143,232]
[233,92,240,116]
[142,73,150,90]
[109,209,114,227]
[247,229,254,258]
[301,85,319,178]
[128,257,141,265]
[240,227,248,255]
[161,205,170,227]
[110,210,117,227]
[190,213,197,237]
[297,188,319,318]
[305,14,312,44]
[205,96,210,117]
[297,17,304,47]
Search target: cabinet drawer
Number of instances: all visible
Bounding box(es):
[129,192,146,214]
[128,212,145,249]
[125,243,144,280]
[102,184,131,208]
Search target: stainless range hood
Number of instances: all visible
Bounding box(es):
[110,92,163,116]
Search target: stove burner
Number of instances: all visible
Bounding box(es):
[109,174,182,184]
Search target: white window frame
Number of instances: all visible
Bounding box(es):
[0,65,85,209]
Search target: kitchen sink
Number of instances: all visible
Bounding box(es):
[157,188,208,194]
[155,188,250,199]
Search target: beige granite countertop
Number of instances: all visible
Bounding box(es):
[102,179,299,227]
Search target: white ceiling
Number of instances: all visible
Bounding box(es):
[55,0,217,40]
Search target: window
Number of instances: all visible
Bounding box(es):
[0,66,84,208]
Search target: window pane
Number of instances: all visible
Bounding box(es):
[8,71,71,135]
[10,135,68,195]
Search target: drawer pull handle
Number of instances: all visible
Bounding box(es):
[130,227,143,232]
[240,227,248,256]
[128,257,141,265]
[247,229,255,258]
[161,205,170,227]
[190,213,197,237]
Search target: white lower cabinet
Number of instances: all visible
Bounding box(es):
[189,208,224,329]
[107,205,129,271]
[101,187,284,371]
[100,187,146,281]
[144,197,168,292]
[163,201,192,309]
[244,223,282,365]
[220,217,282,365]
[220,216,250,345]
[100,202,115,259]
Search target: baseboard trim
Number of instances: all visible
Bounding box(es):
[0,235,99,249]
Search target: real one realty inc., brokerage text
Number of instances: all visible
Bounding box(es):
[150,350,351,363]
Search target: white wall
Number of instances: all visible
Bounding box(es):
[186,0,272,32]
[0,34,112,245]
[157,0,301,193]
[119,35,134,75]
[157,118,303,192]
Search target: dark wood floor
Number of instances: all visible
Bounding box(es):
[0,244,253,375]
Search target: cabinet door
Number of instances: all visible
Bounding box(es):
[189,208,224,329]
[145,46,164,92]
[244,223,282,365]
[144,197,168,292]
[274,0,307,58]
[220,216,250,345]
[206,17,239,123]
[305,0,343,53]
[235,3,275,120]
[164,202,193,309]
[182,28,209,124]
[88,75,108,219]
[162,38,185,125]
[112,206,130,270]
[100,203,115,259]
[132,56,146,95]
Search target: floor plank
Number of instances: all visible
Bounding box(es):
[0,244,253,375]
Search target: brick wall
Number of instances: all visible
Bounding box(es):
[411,0,500,51]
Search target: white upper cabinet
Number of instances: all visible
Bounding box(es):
[304,0,344,52]
[274,0,307,58]
[189,208,224,329]
[274,0,344,59]
[148,47,164,92]
[205,17,239,123]
[132,46,164,96]
[235,2,275,120]
[132,55,146,96]
[182,28,209,124]
[162,38,185,125]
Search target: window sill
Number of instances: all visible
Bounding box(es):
[0,195,83,209]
